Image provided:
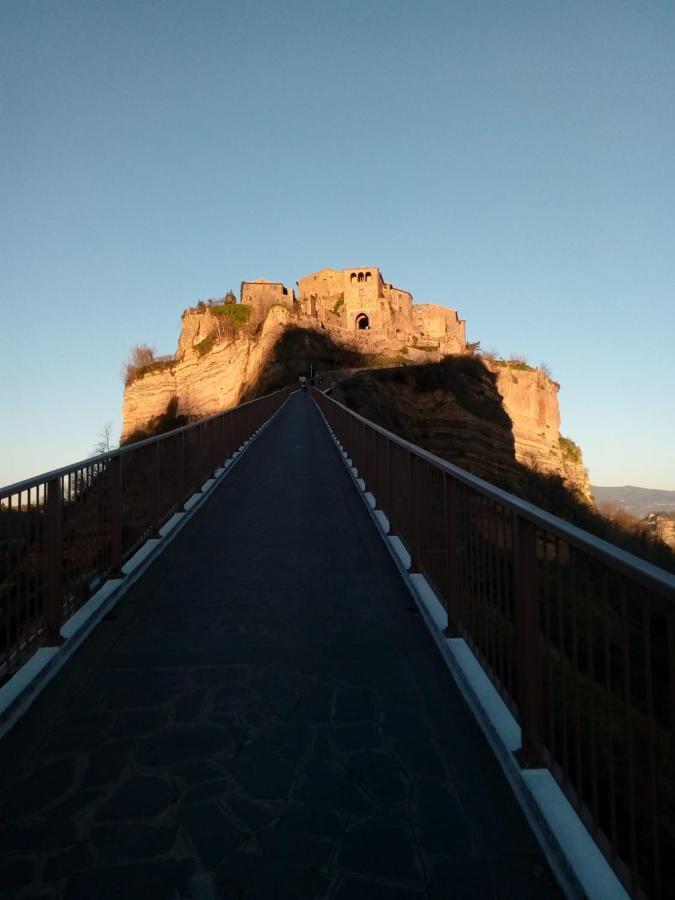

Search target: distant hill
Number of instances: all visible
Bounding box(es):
[592,485,675,519]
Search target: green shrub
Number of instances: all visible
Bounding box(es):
[333,295,345,314]
[559,436,582,464]
[210,303,251,327]
[194,334,216,357]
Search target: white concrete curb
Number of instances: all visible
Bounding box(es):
[0,395,294,742]
[317,409,628,900]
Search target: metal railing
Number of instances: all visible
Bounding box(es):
[0,387,291,685]
[313,388,675,900]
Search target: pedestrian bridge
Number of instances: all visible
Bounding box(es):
[0,389,673,899]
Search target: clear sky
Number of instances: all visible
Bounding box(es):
[1,0,673,489]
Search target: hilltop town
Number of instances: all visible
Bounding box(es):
[240,266,467,356]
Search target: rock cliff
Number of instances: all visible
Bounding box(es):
[121,295,589,502]
[332,359,591,501]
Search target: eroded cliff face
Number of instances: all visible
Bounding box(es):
[122,305,292,441]
[489,365,590,497]
[333,359,591,501]
[121,302,590,503]
[122,303,453,441]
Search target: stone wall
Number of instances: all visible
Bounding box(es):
[241,280,294,316]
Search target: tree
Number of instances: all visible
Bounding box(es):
[93,422,115,455]
[122,343,156,386]
[224,290,237,304]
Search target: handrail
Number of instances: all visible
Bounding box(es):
[0,386,292,685]
[313,386,674,900]
[317,391,675,598]
[0,389,288,498]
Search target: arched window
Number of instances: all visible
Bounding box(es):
[365,272,372,282]
[350,272,357,283]
[355,313,369,330]
[358,272,364,283]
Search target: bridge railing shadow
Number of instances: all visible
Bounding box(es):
[313,387,675,900]
[0,387,291,687]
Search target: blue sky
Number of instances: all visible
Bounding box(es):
[1,0,673,489]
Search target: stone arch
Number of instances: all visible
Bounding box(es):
[365,271,372,282]
[358,272,365,283]
[355,313,369,330]
[350,272,357,283]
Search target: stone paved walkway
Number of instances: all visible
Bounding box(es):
[0,392,563,899]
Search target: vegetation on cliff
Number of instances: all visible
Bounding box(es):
[123,344,175,387]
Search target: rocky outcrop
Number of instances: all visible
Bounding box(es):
[122,305,292,441]
[122,303,457,441]
[332,358,591,501]
[489,365,591,499]
[121,298,589,504]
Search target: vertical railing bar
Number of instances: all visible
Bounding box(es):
[602,568,618,858]
[586,554,599,834]
[621,579,639,892]
[641,587,660,899]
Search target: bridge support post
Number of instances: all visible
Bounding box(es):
[44,476,64,645]
[513,514,543,768]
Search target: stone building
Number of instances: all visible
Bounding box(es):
[241,279,295,316]
[296,266,466,352]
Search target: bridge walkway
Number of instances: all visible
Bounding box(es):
[0,392,563,899]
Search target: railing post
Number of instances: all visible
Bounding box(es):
[178,430,187,511]
[151,442,161,536]
[44,476,64,645]
[443,474,460,636]
[513,513,543,767]
[109,455,124,577]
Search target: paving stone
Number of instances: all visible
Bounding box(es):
[0,822,78,854]
[226,795,282,831]
[330,723,381,752]
[135,723,234,766]
[333,688,377,721]
[48,788,103,820]
[82,747,128,787]
[179,800,245,867]
[95,775,177,821]
[65,858,195,900]
[0,857,35,891]
[339,825,423,885]
[2,757,78,817]
[334,878,425,899]
[173,688,207,721]
[259,823,334,868]
[347,749,409,807]
[179,778,232,807]
[243,723,313,759]
[489,852,563,899]
[290,685,334,722]
[90,825,177,863]
[226,756,296,799]
[172,761,225,785]
[43,842,94,882]
[215,852,331,899]
[41,713,113,753]
[429,858,496,899]
[381,706,430,739]
[294,759,373,816]
[387,737,448,779]
[109,709,169,738]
